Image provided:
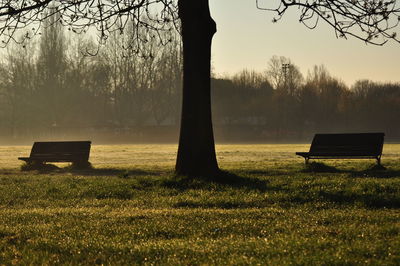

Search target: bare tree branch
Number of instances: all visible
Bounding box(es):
[0,0,179,48]
[257,0,400,45]
[2,1,398,48]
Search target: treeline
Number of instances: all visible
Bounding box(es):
[0,15,182,142]
[212,63,400,141]
[0,15,399,143]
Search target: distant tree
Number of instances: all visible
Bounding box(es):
[266,56,303,137]
[212,71,271,126]
[149,35,182,125]
[102,25,152,127]
[211,77,238,125]
[0,0,399,177]
[63,36,99,127]
[1,41,36,138]
[351,80,400,133]
[266,56,303,95]
[231,70,273,124]
[303,65,347,131]
[35,10,67,128]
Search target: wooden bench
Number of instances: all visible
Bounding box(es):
[296,133,384,165]
[18,141,91,164]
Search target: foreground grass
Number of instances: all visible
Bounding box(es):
[0,144,399,264]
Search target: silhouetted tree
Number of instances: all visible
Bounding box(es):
[303,65,347,132]
[266,56,303,137]
[148,38,182,125]
[266,56,303,95]
[231,70,273,124]
[1,40,36,137]
[351,80,400,134]
[211,77,237,125]
[103,25,152,127]
[36,10,66,128]
[0,0,399,177]
[64,36,100,127]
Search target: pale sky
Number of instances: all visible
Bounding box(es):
[210,0,400,86]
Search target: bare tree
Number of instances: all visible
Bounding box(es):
[102,23,152,127]
[0,0,399,177]
[303,65,347,131]
[266,56,303,138]
[257,0,400,45]
[36,10,67,128]
[266,56,303,95]
[149,33,182,125]
[1,39,37,138]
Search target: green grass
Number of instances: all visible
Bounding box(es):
[0,144,399,264]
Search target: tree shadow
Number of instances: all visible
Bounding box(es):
[317,190,400,209]
[241,169,284,176]
[172,200,263,209]
[68,167,160,177]
[162,169,269,192]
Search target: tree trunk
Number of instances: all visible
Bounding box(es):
[175,0,219,176]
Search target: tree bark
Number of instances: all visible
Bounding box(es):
[175,0,219,176]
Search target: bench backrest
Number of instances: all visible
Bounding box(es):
[309,133,384,156]
[30,141,91,161]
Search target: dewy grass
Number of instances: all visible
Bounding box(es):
[0,144,399,264]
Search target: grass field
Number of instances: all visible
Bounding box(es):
[0,144,399,264]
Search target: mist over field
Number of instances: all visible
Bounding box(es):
[0,14,400,145]
[1,143,399,169]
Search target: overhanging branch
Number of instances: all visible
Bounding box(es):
[256,0,400,45]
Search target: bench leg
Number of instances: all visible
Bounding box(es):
[71,160,91,169]
[377,156,381,166]
[28,160,45,166]
[305,158,309,164]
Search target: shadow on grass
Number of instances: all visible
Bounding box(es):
[241,169,285,177]
[348,164,400,179]
[300,162,400,178]
[296,162,400,208]
[68,167,160,177]
[20,162,160,177]
[317,190,400,209]
[162,170,269,192]
[302,162,341,173]
[21,161,93,172]
[173,200,262,209]
[21,162,61,172]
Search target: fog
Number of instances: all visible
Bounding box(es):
[0,16,399,145]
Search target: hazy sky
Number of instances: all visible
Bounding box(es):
[210,0,400,86]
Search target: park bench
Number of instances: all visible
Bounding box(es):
[18,141,91,165]
[296,133,384,165]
